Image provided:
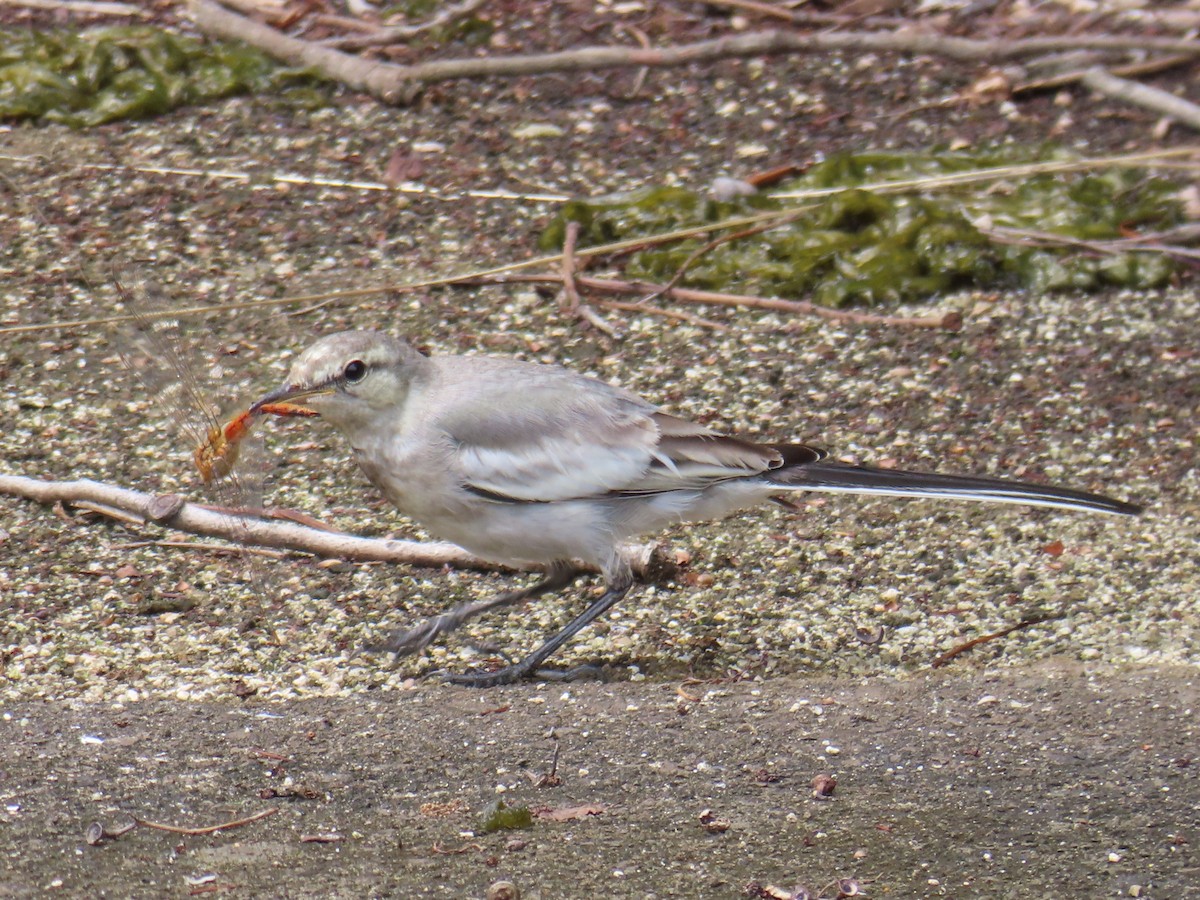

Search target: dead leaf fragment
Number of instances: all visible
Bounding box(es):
[698,808,730,833]
[533,803,607,822]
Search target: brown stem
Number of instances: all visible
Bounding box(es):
[931,613,1066,668]
[1013,52,1198,94]
[1080,66,1200,130]
[130,807,279,836]
[188,0,1200,106]
[0,474,669,580]
[453,273,962,330]
[560,222,621,337]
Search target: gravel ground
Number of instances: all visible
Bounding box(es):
[0,102,1194,698]
[0,25,1198,895]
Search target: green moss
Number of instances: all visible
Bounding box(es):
[478,799,533,833]
[540,151,1183,307]
[0,26,322,127]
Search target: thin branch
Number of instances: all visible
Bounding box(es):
[643,210,805,303]
[560,221,621,337]
[2,146,1194,336]
[217,0,286,15]
[978,224,1200,262]
[325,0,486,50]
[590,296,730,332]
[930,613,1066,668]
[0,474,669,580]
[559,221,584,315]
[453,273,962,330]
[130,807,279,836]
[689,0,908,28]
[0,0,149,15]
[695,0,797,22]
[590,277,963,330]
[189,0,1200,106]
[1013,52,1198,95]
[1081,65,1200,130]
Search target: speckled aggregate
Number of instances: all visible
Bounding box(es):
[1,81,1196,703]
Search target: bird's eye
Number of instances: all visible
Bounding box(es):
[343,359,367,383]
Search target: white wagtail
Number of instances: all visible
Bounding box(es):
[251,331,1142,686]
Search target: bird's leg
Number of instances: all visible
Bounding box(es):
[368,562,585,658]
[445,570,635,688]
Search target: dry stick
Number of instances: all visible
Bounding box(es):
[584,277,963,329]
[325,0,486,50]
[560,222,621,338]
[643,211,806,303]
[612,21,653,98]
[0,474,667,580]
[311,13,380,35]
[130,807,280,836]
[560,221,584,314]
[590,296,730,332]
[696,0,799,21]
[218,0,287,15]
[0,0,147,13]
[979,224,1200,262]
[930,613,1066,669]
[691,0,908,28]
[1013,52,1198,94]
[188,0,1200,106]
[453,273,961,330]
[1081,65,1200,130]
[2,146,1193,337]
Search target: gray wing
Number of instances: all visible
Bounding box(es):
[431,357,784,502]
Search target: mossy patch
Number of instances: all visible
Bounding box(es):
[540,151,1182,306]
[0,26,322,127]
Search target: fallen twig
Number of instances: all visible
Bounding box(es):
[1013,52,1198,95]
[930,613,1066,668]
[0,473,668,580]
[1081,65,1200,131]
[560,221,621,337]
[642,210,806,303]
[978,224,1200,263]
[324,0,486,50]
[189,0,1200,106]
[590,296,730,332]
[452,273,962,330]
[0,0,148,15]
[2,147,1193,336]
[130,807,279,836]
[691,0,907,28]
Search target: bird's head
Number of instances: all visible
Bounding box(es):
[251,330,429,434]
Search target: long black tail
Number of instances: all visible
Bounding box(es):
[771,458,1142,516]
